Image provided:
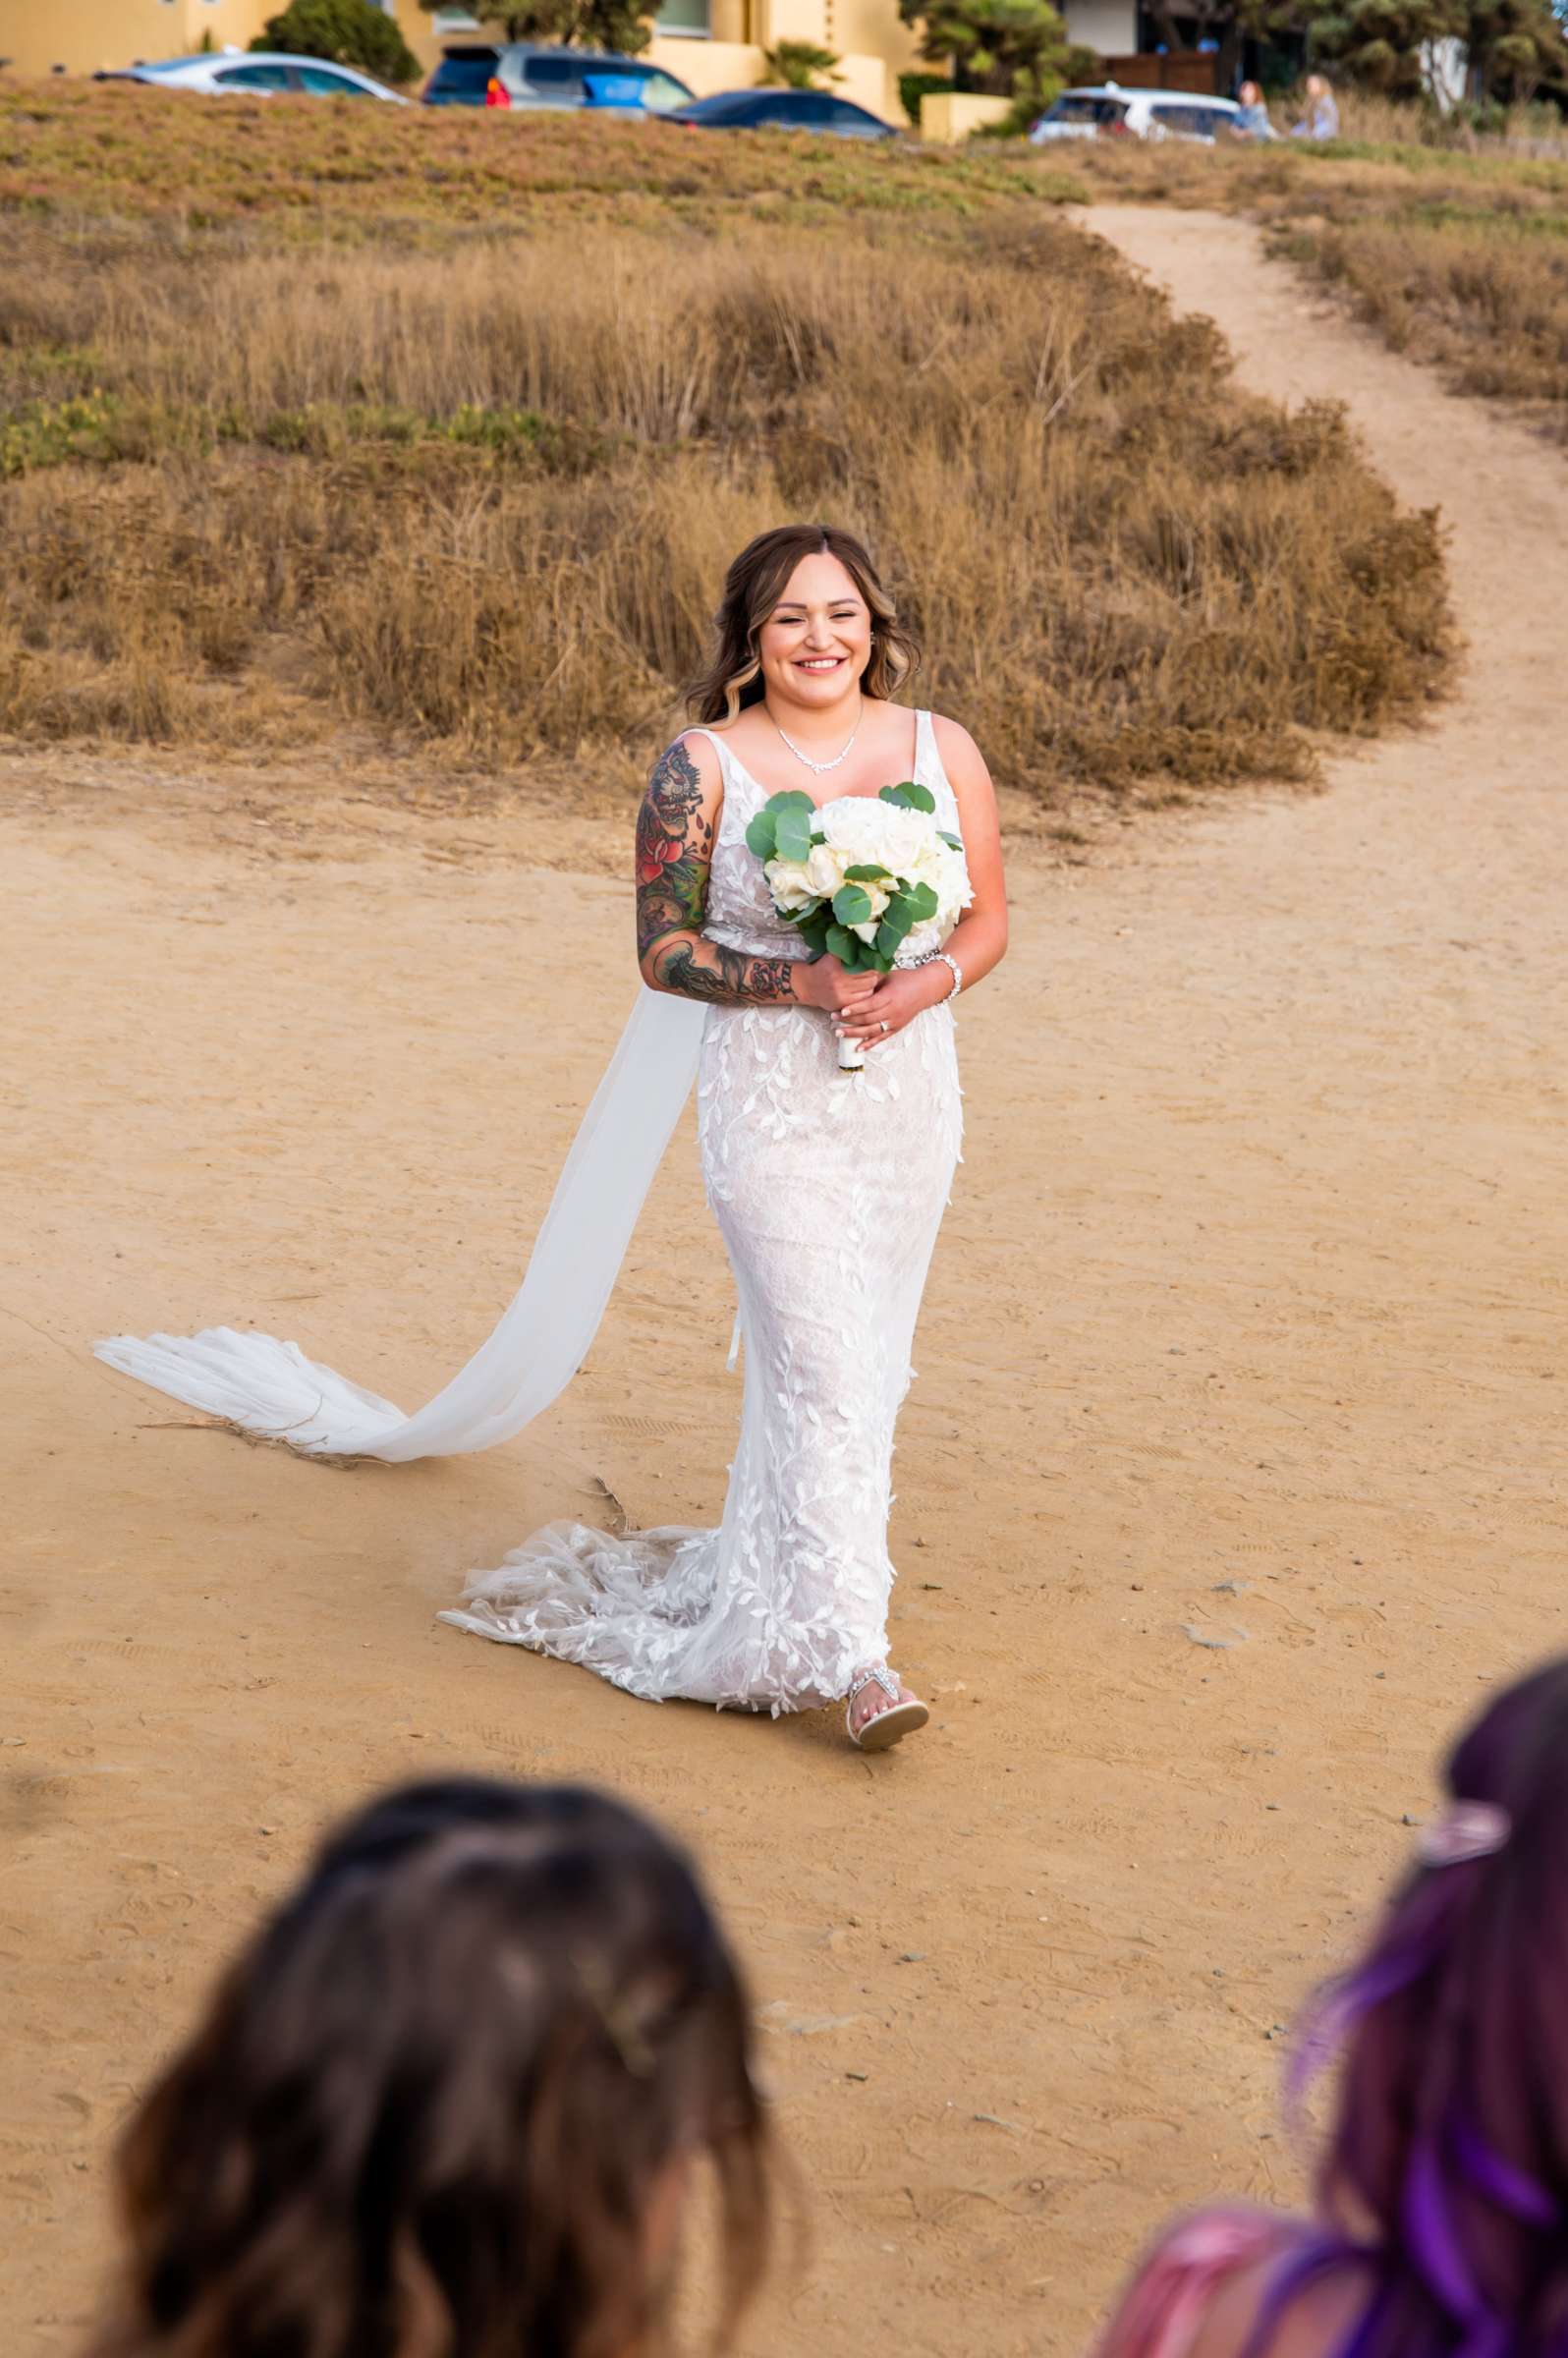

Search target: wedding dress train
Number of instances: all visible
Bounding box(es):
[96,711,966,1716]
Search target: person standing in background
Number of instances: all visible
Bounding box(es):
[1234,81,1276,137]
[1293,74,1340,137]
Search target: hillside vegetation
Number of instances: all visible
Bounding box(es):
[0,84,1452,797]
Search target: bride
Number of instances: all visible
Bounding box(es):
[442,524,1007,1748]
[94,523,1006,1753]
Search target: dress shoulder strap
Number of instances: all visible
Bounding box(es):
[678,723,725,769]
[680,725,745,802]
[913,707,958,812]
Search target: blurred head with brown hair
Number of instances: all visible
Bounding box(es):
[87,1779,770,2358]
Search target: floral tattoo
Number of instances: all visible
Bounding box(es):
[635,741,798,1007]
[636,739,709,961]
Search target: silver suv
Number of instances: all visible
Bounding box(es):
[422,43,694,115]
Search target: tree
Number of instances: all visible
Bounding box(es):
[758,38,843,85]
[254,0,422,82]
[1249,0,1568,101]
[417,0,651,51]
[1273,0,1462,95]
[1462,0,1568,99]
[898,0,1070,106]
[1145,0,1246,77]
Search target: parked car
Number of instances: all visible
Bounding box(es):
[1029,84,1242,142]
[421,44,693,114]
[93,51,407,101]
[666,88,896,139]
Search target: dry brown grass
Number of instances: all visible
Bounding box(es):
[1271,215,1568,433]
[0,206,1452,796]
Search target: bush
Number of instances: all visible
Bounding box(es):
[900,67,956,123]
[253,0,421,84]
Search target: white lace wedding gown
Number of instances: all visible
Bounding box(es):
[440,709,967,1713]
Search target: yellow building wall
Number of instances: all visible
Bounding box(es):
[920,88,1010,140]
[0,0,245,75]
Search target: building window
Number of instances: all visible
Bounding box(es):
[655,0,711,32]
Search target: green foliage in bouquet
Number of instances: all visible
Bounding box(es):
[745,782,963,975]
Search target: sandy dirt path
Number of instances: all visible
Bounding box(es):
[5,212,1565,2358]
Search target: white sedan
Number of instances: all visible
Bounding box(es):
[96,51,407,101]
[1030,84,1242,142]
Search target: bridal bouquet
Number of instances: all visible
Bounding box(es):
[746,783,971,1071]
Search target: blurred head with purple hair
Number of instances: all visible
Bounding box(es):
[1295,1656,1568,2358]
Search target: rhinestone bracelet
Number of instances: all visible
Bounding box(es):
[918,950,963,1001]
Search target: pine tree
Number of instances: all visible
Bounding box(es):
[897,0,1070,105]
[418,0,652,53]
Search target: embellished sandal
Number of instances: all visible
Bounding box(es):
[846,1663,930,1754]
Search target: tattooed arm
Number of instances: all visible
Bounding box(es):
[636,735,802,1006]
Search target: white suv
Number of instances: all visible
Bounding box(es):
[1029,84,1242,143]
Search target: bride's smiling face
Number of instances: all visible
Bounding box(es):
[757,553,871,710]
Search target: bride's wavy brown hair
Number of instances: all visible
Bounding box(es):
[85,1779,771,2358]
[686,523,920,724]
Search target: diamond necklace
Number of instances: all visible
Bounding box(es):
[773,701,864,777]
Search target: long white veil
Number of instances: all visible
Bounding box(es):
[94,987,708,1463]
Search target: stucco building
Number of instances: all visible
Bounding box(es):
[0,0,1139,122]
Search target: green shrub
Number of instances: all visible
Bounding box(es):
[900,68,956,123]
[252,0,421,85]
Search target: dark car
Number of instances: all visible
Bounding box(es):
[667,88,896,139]
[422,43,693,114]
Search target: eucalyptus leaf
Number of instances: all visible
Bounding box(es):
[906,880,939,922]
[831,883,874,927]
[879,779,936,814]
[875,921,904,959]
[938,829,964,850]
[766,789,816,815]
[825,923,856,963]
[844,863,893,882]
[745,811,779,860]
[880,895,916,938]
[776,812,814,864]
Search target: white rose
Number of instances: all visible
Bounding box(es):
[806,843,843,897]
[817,798,926,870]
[851,918,879,944]
[766,858,816,915]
